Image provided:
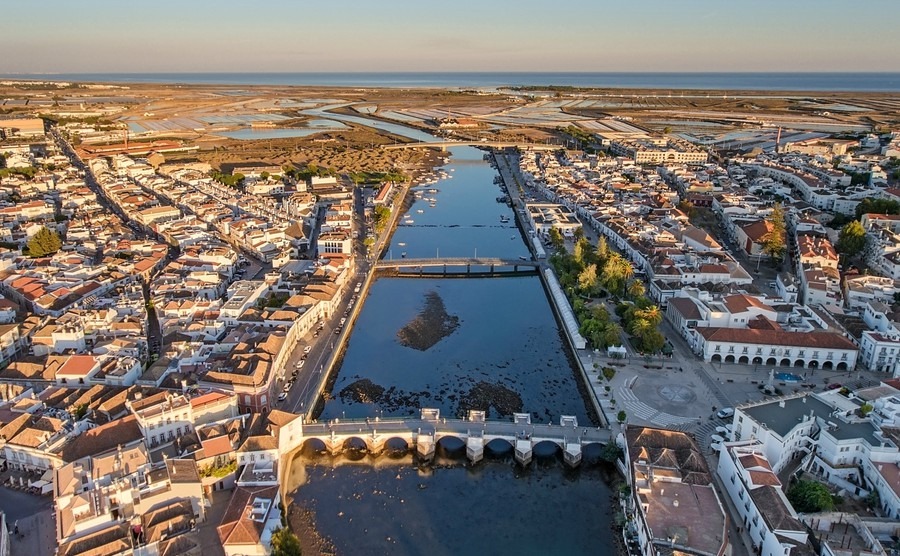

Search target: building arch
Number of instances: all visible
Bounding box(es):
[780,358,791,367]
[822,361,833,370]
[711,354,722,363]
[738,356,749,365]
[752,357,763,365]
[725,355,736,364]
[836,362,848,371]
[794,359,805,368]
[766,357,777,366]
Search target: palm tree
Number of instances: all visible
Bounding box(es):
[629,317,653,338]
[627,279,645,299]
[601,322,623,347]
[635,306,662,327]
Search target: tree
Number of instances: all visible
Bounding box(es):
[600,322,623,348]
[836,220,867,260]
[617,410,627,424]
[627,279,645,299]
[855,197,900,219]
[761,203,787,262]
[270,527,302,556]
[601,253,634,296]
[787,480,834,513]
[638,329,666,354]
[577,263,598,294]
[548,228,564,252]
[26,226,62,257]
[595,237,610,265]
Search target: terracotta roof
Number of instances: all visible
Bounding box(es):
[56,355,100,378]
[741,219,774,242]
[59,415,142,462]
[668,297,702,320]
[217,485,279,547]
[696,327,857,350]
[190,391,231,409]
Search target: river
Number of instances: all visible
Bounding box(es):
[288,110,618,556]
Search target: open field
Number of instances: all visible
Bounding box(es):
[3,81,899,173]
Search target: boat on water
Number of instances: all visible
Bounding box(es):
[404,219,415,224]
[398,242,406,246]
[416,209,424,213]
[500,215,510,223]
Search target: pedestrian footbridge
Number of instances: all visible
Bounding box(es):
[295,408,611,467]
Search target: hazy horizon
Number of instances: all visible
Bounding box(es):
[4,0,900,74]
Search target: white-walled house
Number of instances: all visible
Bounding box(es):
[716,442,809,556]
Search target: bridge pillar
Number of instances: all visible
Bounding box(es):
[490,264,494,273]
[416,431,435,462]
[564,441,582,468]
[467,264,470,274]
[466,433,484,464]
[366,433,386,457]
[325,433,343,456]
[514,439,533,466]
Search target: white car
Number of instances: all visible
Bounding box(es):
[277,392,287,402]
[340,317,346,326]
[303,346,312,354]
[715,426,729,435]
[298,360,305,368]
[716,407,735,419]
[710,434,725,445]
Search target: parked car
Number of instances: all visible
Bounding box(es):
[303,346,312,354]
[716,407,734,419]
[278,392,288,402]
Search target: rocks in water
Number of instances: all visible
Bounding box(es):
[397,290,459,351]
[339,379,386,404]
[458,381,523,417]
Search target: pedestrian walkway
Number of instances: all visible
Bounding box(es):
[617,385,700,428]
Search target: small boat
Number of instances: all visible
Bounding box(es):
[500,215,510,223]
[401,252,407,258]
[416,209,424,213]
[398,242,406,247]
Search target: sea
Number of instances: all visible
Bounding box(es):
[3,72,900,92]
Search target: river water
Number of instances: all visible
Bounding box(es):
[288,112,618,556]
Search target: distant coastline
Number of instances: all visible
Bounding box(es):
[3,71,900,92]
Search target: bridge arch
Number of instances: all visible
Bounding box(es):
[300,438,328,456]
[485,438,514,454]
[533,440,563,458]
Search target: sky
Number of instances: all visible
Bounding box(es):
[3,0,900,73]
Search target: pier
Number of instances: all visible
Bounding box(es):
[292,409,612,468]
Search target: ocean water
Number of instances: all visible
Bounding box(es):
[3,72,900,91]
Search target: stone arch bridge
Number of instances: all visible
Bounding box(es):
[291,409,612,467]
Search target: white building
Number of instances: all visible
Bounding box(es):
[716,442,809,556]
